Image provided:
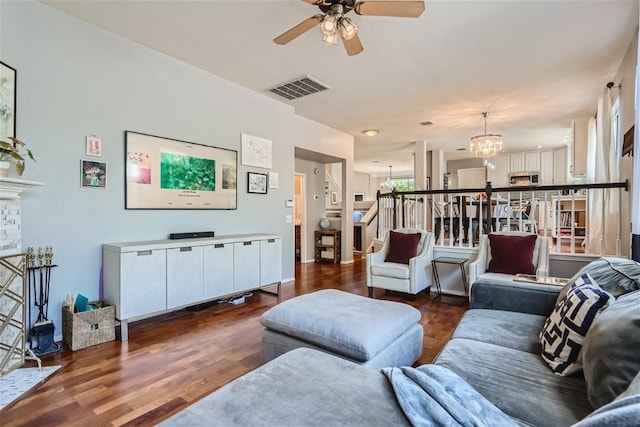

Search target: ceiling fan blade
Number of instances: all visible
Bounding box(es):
[354,1,425,17]
[301,0,323,4]
[341,33,364,56]
[274,14,324,45]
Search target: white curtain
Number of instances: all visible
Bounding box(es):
[585,88,620,255]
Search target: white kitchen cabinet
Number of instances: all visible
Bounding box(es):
[525,152,540,172]
[510,153,525,173]
[203,243,234,299]
[553,147,567,184]
[540,150,554,185]
[103,233,281,341]
[488,155,510,187]
[571,117,590,176]
[166,245,203,309]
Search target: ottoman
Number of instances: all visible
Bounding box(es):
[260,289,423,369]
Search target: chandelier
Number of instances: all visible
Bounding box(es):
[470,112,503,158]
[321,4,358,44]
[380,165,394,193]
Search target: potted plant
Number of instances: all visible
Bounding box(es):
[0,136,36,177]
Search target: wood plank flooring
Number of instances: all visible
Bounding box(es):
[3,259,467,426]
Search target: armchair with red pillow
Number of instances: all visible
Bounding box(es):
[366,228,435,299]
[469,231,549,287]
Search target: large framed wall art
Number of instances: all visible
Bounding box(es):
[0,61,17,139]
[125,131,237,210]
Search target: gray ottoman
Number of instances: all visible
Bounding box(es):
[260,289,423,369]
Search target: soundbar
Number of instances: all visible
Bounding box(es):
[169,231,215,240]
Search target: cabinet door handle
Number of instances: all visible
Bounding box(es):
[180,247,192,252]
[137,250,152,256]
[214,244,224,248]
[243,241,252,246]
[268,239,276,243]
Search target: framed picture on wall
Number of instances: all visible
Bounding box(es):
[85,136,102,157]
[247,172,268,194]
[0,61,17,140]
[81,159,107,188]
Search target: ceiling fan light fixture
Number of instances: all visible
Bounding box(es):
[322,32,339,45]
[321,13,338,35]
[339,17,358,40]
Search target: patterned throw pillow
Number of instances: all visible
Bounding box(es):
[539,273,612,376]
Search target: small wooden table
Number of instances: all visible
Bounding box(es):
[431,257,469,304]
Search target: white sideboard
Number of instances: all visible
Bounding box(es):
[103,233,282,340]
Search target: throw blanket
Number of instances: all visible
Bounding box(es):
[382,365,518,427]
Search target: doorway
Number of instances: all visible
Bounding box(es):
[295,173,306,262]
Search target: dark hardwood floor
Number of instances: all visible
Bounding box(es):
[3,258,467,426]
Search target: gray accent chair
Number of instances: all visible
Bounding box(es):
[366,228,434,298]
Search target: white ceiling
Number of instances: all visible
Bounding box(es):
[42,0,638,177]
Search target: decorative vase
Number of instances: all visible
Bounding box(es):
[0,161,10,178]
[89,175,99,186]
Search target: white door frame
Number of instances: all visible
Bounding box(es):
[295,173,307,262]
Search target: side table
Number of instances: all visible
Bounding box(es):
[431,257,469,304]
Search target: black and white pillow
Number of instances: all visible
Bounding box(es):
[539,273,613,376]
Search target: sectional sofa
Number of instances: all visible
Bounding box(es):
[161,257,640,426]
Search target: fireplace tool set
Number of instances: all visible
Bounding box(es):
[26,246,61,356]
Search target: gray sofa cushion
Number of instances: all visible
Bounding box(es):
[260,289,421,361]
[582,290,640,409]
[159,348,410,426]
[451,309,546,354]
[560,257,640,300]
[434,338,593,427]
[471,274,561,316]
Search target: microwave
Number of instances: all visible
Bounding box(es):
[509,171,540,186]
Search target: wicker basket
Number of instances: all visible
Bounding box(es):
[62,300,115,351]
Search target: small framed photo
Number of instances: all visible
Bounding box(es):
[85,136,102,157]
[331,191,338,205]
[268,171,279,189]
[247,171,268,194]
[81,159,107,188]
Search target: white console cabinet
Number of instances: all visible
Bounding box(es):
[103,233,281,340]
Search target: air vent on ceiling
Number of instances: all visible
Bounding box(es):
[267,75,331,100]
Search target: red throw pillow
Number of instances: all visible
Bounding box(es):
[487,234,537,275]
[384,231,422,264]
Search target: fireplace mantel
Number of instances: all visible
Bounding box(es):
[0,177,44,257]
[0,177,44,200]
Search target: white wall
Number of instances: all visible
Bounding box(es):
[1,2,353,339]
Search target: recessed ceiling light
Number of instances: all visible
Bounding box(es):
[536,145,542,149]
[362,129,379,136]
[420,121,433,126]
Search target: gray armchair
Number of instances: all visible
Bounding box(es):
[366,228,434,298]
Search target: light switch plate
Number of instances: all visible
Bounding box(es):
[285,199,294,207]
[285,215,293,223]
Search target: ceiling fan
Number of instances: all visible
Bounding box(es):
[274,0,425,56]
